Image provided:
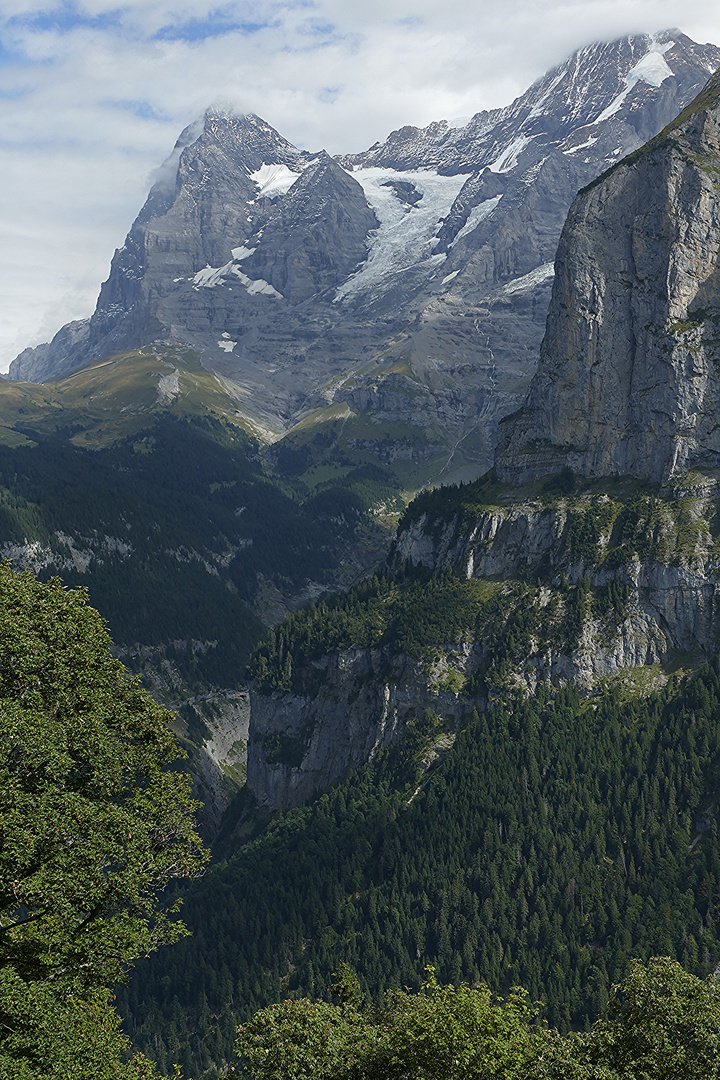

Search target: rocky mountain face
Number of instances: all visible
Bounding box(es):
[11,31,720,485]
[246,476,720,811]
[496,67,720,486]
[244,61,720,813]
[248,650,466,811]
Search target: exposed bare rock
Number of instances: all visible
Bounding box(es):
[247,650,467,811]
[247,479,720,811]
[496,68,720,485]
[11,33,720,485]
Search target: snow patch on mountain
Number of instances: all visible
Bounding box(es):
[193,264,232,288]
[193,262,282,298]
[563,135,599,155]
[527,72,565,119]
[249,162,302,198]
[334,168,466,301]
[594,38,674,124]
[498,261,555,295]
[240,274,281,297]
[489,135,534,173]
[452,196,503,246]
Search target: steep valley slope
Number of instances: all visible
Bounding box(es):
[0,349,394,831]
[117,63,720,1079]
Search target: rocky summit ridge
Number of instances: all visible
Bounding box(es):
[10,31,720,486]
[496,66,720,486]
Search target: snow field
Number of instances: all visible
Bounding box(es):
[334,167,468,301]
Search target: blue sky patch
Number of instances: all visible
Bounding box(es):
[8,3,125,34]
[0,39,23,67]
[153,12,272,42]
[110,99,167,121]
[318,85,341,103]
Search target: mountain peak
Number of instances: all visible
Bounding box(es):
[495,64,720,486]
[10,29,720,491]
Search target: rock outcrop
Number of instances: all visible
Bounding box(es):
[248,651,466,810]
[246,475,720,810]
[496,68,720,485]
[394,488,720,666]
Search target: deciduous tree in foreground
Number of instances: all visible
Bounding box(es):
[232,958,720,1080]
[0,564,207,1079]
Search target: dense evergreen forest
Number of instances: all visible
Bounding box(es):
[118,656,720,1078]
[0,415,393,686]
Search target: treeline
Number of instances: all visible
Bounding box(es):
[249,569,505,693]
[397,467,708,571]
[119,656,720,1078]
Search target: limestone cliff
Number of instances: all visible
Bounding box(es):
[246,474,720,810]
[394,482,720,679]
[496,68,720,485]
[248,651,465,810]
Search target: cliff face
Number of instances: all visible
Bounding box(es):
[496,70,720,485]
[394,488,720,665]
[248,651,465,810]
[246,477,720,810]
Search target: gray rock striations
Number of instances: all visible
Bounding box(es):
[393,488,720,677]
[247,477,720,810]
[10,319,90,384]
[248,651,465,811]
[496,67,720,485]
[11,32,720,484]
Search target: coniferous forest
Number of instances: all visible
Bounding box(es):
[118,656,720,1077]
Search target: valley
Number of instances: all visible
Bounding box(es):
[5,26,720,1080]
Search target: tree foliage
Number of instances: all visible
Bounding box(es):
[232,968,548,1080]
[122,657,720,1076]
[231,959,720,1080]
[582,956,720,1079]
[0,563,207,1078]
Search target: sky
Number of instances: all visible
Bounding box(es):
[2,0,720,373]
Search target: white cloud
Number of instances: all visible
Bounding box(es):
[2,0,720,371]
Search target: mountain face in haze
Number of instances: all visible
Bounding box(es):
[11,31,720,485]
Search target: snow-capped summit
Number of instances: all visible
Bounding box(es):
[11,30,720,483]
